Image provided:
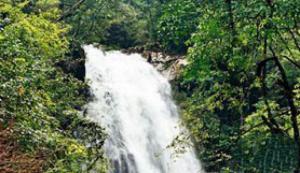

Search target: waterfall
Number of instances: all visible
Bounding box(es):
[84,45,203,173]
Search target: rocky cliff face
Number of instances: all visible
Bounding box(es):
[143,52,187,81]
[122,48,188,81]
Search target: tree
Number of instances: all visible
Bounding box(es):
[157,0,200,53]
[180,0,300,172]
[0,1,107,172]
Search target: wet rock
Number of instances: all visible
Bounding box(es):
[122,46,188,81]
[144,52,187,81]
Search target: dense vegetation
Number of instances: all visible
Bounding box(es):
[1,0,300,172]
[0,1,107,172]
[173,0,300,172]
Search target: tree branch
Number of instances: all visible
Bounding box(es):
[282,55,300,69]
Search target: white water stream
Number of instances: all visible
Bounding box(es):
[84,45,203,173]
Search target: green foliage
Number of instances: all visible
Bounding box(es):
[177,0,300,172]
[157,0,199,53]
[60,0,151,49]
[0,1,107,172]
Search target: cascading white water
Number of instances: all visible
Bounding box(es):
[84,45,203,173]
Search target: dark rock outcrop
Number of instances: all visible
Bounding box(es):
[57,46,86,81]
